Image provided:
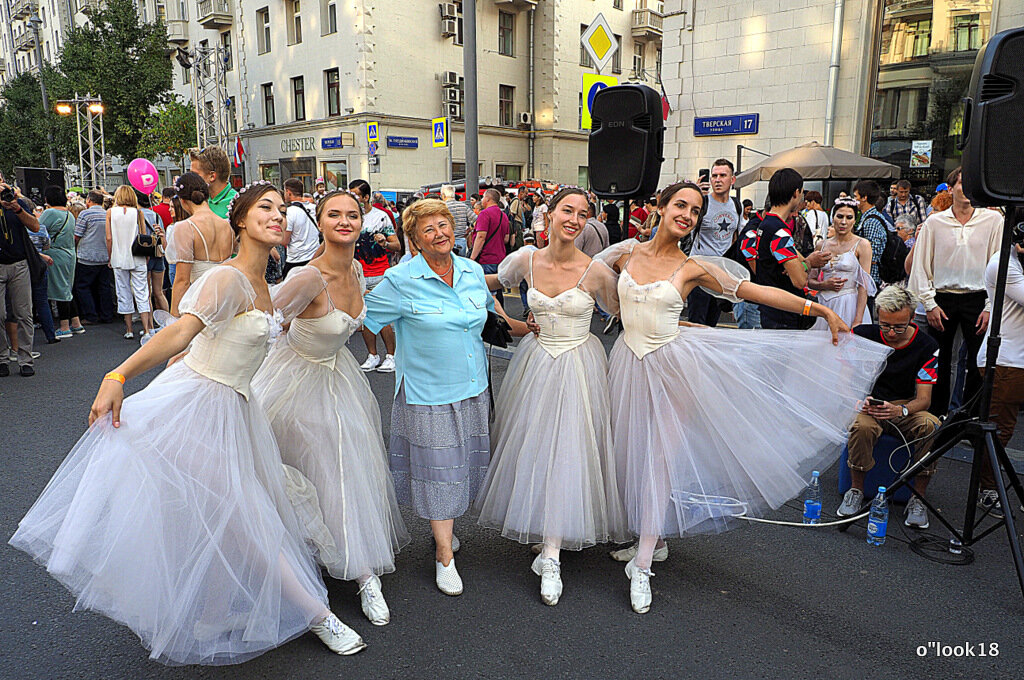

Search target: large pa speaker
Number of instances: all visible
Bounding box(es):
[960,27,1024,205]
[14,167,66,207]
[588,84,664,199]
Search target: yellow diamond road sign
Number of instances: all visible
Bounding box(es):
[581,13,619,74]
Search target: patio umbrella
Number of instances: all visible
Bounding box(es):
[734,141,900,189]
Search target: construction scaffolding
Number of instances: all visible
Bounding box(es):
[56,93,107,189]
[186,45,232,152]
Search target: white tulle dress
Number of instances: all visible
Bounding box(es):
[252,265,410,581]
[165,218,225,282]
[812,246,875,332]
[474,248,630,550]
[9,266,331,666]
[597,241,892,537]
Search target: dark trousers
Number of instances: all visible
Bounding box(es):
[482,263,503,306]
[927,290,986,416]
[282,259,311,279]
[687,286,722,327]
[31,269,56,342]
[74,263,116,322]
[978,366,1024,489]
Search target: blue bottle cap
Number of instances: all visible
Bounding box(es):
[877,486,886,494]
[812,470,820,478]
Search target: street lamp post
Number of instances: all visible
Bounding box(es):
[28,11,57,168]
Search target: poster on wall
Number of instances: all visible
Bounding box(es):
[910,140,933,168]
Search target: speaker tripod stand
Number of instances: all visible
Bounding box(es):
[840,205,1024,601]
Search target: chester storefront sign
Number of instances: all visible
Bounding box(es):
[693,114,759,137]
[281,137,316,152]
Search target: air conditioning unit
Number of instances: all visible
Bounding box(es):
[440,2,457,18]
[444,88,461,103]
[518,112,532,127]
[442,71,459,86]
[441,18,457,37]
[446,102,462,119]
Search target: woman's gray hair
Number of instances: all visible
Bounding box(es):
[875,285,918,314]
[440,184,456,200]
[894,215,915,232]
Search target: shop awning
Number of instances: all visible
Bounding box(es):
[734,142,901,189]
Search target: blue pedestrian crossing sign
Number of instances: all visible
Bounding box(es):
[432,116,448,148]
[581,73,618,129]
[366,121,379,143]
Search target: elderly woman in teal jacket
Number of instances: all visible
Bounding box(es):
[364,198,528,597]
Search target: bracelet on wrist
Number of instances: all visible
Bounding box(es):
[801,299,813,317]
[103,371,126,384]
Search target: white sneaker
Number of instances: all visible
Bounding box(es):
[360,354,381,371]
[310,613,366,655]
[836,488,864,518]
[609,542,668,563]
[7,350,16,362]
[624,558,653,614]
[531,554,563,606]
[123,331,134,340]
[358,574,390,626]
[435,558,463,596]
[377,354,396,373]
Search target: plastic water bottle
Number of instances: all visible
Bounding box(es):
[866,486,889,546]
[802,471,822,524]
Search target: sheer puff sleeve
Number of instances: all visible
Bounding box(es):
[594,239,640,271]
[164,220,194,264]
[688,255,751,303]
[270,266,328,324]
[580,259,621,316]
[178,266,255,335]
[497,246,536,288]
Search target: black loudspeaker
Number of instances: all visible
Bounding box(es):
[960,27,1024,205]
[14,167,66,207]
[588,84,664,199]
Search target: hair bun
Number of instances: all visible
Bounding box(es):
[191,190,206,204]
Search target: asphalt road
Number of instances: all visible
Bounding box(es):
[3,305,1024,679]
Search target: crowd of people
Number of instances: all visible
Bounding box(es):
[5,150,1023,667]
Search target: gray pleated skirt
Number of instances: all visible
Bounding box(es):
[388,382,491,520]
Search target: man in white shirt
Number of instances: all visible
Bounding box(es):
[908,166,1003,415]
[282,178,320,277]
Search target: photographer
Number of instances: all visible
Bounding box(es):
[975,220,1024,517]
[0,179,42,376]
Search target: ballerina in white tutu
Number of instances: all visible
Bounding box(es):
[597,181,892,615]
[9,183,367,664]
[475,187,629,606]
[252,190,410,626]
[807,197,874,331]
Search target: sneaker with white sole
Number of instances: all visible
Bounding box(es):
[435,558,463,596]
[358,574,390,626]
[904,496,929,529]
[360,354,381,372]
[624,558,653,614]
[531,554,563,606]
[123,331,134,340]
[836,488,864,518]
[310,613,366,655]
[55,329,72,339]
[978,489,1004,519]
[377,354,396,373]
[609,542,668,563]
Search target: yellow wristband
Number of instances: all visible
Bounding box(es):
[801,300,813,317]
[103,371,126,384]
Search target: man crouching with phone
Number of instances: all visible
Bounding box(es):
[837,285,942,528]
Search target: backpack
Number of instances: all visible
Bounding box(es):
[878,229,910,284]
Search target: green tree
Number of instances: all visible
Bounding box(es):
[137,98,198,162]
[57,0,173,160]
[0,68,76,177]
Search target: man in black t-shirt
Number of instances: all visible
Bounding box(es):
[838,286,941,528]
[0,179,41,376]
[602,201,621,244]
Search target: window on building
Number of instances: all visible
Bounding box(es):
[292,76,305,121]
[578,166,590,189]
[262,83,275,125]
[580,24,593,67]
[454,1,465,46]
[498,11,514,56]
[182,60,191,84]
[321,161,348,190]
[613,0,622,9]
[156,1,167,22]
[633,42,645,77]
[260,163,281,185]
[578,91,583,130]
[227,98,237,133]
[199,39,210,76]
[221,31,233,71]
[655,48,662,81]
[287,0,302,45]
[257,7,271,54]
[452,162,466,181]
[953,14,982,52]
[875,87,929,130]
[909,19,931,58]
[326,68,340,117]
[612,33,622,73]
[499,84,514,127]
[495,164,521,182]
[321,0,337,35]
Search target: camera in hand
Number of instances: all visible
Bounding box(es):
[0,187,15,203]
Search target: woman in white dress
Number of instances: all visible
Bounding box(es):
[9,183,366,665]
[105,185,154,339]
[598,181,892,615]
[252,190,409,625]
[475,188,629,606]
[807,197,874,331]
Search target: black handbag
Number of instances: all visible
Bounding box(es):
[481,310,512,348]
[131,223,158,257]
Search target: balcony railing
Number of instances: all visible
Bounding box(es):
[11,0,34,20]
[492,0,538,9]
[14,31,37,53]
[197,0,232,29]
[80,0,104,15]
[166,19,190,44]
[632,7,663,42]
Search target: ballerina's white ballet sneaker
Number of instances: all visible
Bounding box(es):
[624,558,653,614]
[531,554,563,606]
[358,574,390,626]
[435,558,464,596]
[609,542,668,563]
[310,612,367,655]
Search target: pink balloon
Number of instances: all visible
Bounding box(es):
[127,158,159,194]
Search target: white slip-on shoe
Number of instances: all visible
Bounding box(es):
[609,542,668,563]
[435,558,464,596]
[360,354,381,371]
[531,554,563,606]
[624,558,653,614]
[377,354,396,373]
[358,574,390,626]
[310,613,367,655]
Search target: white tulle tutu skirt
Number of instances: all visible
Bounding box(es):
[475,334,630,550]
[252,341,410,581]
[9,363,329,666]
[812,291,871,331]
[607,327,891,537]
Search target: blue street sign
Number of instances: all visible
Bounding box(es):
[432,118,448,147]
[387,135,419,149]
[693,113,760,137]
[321,136,344,149]
[368,141,378,155]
